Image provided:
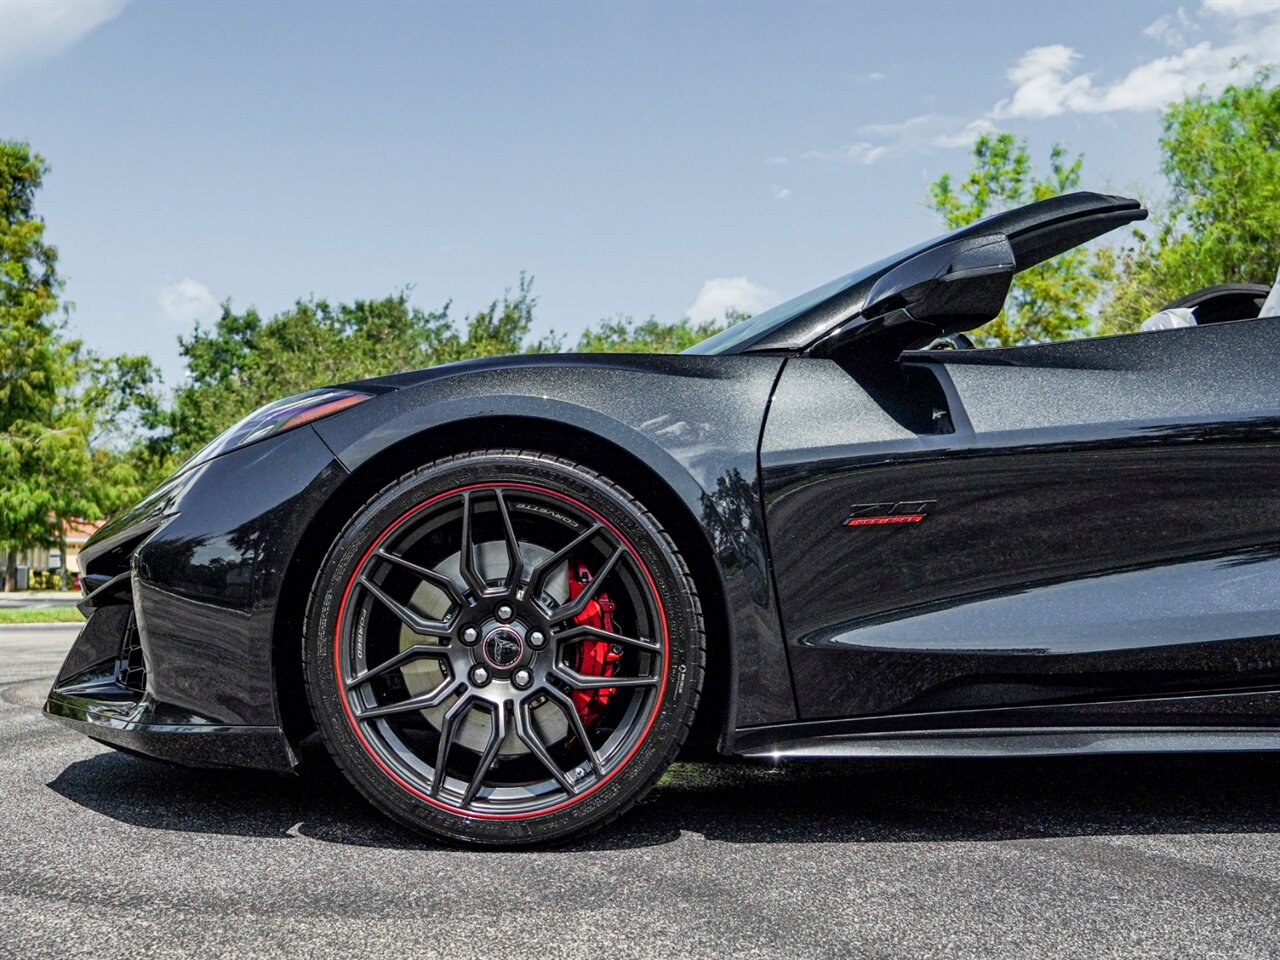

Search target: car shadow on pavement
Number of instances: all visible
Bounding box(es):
[47,743,1280,851]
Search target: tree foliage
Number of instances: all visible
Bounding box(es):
[163,277,563,461]
[0,141,161,588]
[927,73,1278,343]
[1,141,77,585]
[158,277,732,460]
[927,133,1113,346]
[1102,71,1280,332]
[575,313,731,354]
[0,144,65,426]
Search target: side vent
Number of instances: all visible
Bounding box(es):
[119,612,147,695]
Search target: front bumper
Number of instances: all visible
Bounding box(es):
[44,694,296,771]
[44,602,296,771]
[43,425,349,772]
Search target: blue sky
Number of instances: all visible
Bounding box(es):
[2,0,1277,382]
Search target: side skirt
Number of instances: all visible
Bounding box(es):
[735,726,1280,760]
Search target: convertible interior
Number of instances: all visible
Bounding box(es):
[926,280,1278,353]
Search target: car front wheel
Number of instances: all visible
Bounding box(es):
[304,449,705,846]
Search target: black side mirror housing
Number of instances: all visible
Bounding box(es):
[811,234,1015,356]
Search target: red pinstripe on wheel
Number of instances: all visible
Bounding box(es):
[333,482,669,820]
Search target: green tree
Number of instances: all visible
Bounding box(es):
[3,344,161,591]
[0,143,64,425]
[163,276,561,460]
[78,351,167,508]
[159,277,740,461]
[1103,71,1280,332]
[576,313,732,353]
[440,275,563,362]
[0,142,76,589]
[0,142,161,589]
[927,133,1113,346]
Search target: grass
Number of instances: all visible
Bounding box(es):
[0,606,85,624]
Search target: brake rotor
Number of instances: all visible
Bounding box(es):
[397,540,569,756]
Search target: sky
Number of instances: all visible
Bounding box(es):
[1,0,1277,383]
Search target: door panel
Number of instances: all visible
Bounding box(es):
[761,317,1280,722]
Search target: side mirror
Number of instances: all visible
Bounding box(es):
[812,234,1015,356]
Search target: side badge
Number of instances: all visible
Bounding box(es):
[846,500,935,527]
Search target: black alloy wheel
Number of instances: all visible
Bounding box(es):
[304,450,705,846]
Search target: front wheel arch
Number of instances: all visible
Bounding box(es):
[303,449,705,844]
[270,416,733,763]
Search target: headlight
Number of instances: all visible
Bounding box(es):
[183,388,373,471]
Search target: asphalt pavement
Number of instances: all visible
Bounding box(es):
[2,625,1278,959]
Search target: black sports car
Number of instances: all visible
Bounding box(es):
[47,193,1280,846]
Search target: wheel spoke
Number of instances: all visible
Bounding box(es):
[457,492,489,598]
[345,644,447,691]
[541,685,604,778]
[552,665,659,691]
[555,624,661,652]
[461,704,506,807]
[513,697,576,796]
[356,679,460,720]
[374,549,465,606]
[523,523,602,600]
[551,546,626,623]
[430,693,475,798]
[494,490,525,592]
[360,577,452,635]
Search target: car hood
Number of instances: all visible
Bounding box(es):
[336,351,735,393]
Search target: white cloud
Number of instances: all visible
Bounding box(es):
[993,2,1278,120]
[857,114,942,139]
[1144,7,1200,47]
[158,279,220,328]
[857,71,887,82]
[764,156,789,166]
[993,26,1277,118]
[993,45,1090,118]
[1202,0,1280,16]
[792,1,1277,167]
[803,115,998,166]
[0,0,126,74]
[686,277,780,324]
[803,142,886,165]
[932,118,998,149]
[770,185,793,200]
[863,113,998,150]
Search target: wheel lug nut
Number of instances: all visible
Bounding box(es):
[470,665,490,686]
[461,626,479,645]
[512,668,533,690]
[529,630,546,649]
[496,604,514,622]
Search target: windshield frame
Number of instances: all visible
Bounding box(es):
[681,191,1145,356]
[682,235,947,356]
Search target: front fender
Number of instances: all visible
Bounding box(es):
[313,355,797,730]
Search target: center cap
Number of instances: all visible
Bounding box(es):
[481,627,524,669]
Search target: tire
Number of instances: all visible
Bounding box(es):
[303,449,705,847]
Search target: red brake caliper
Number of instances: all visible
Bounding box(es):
[567,560,622,727]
